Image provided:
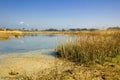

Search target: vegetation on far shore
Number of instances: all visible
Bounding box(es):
[0,26,120,35]
[1,26,120,31]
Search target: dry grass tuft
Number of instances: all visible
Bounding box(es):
[55,30,120,65]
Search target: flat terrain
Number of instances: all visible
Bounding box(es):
[0,30,120,80]
[0,50,73,80]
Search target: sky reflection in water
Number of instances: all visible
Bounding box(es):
[0,34,74,54]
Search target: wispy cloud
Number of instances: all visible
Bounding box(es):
[20,21,24,24]
[19,21,30,27]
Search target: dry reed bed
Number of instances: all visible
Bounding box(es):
[0,31,22,40]
[0,31,22,35]
[55,30,120,65]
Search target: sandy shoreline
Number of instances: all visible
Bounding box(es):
[0,50,72,79]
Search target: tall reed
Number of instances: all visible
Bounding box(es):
[55,31,120,64]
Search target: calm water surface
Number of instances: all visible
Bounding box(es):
[0,34,74,54]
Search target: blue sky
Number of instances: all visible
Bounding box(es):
[0,0,120,29]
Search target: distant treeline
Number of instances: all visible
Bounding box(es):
[0,26,120,31]
[44,28,98,31]
[107,27,120,30]
[0,28,16,31]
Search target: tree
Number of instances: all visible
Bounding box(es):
[62,29,66,31]
[45,28,58,31]
[107,26,120,30]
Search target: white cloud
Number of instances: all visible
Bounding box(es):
[19,21,30,27]
[20,21,24,24]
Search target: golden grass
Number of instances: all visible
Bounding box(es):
[0,30,22,40]
[0,30,22,34]
[55,30,120,65]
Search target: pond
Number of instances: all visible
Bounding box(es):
[0,34,74,54]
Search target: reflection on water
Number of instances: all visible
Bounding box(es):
[0,36,9,40]
[0,34,20,40]
[0,35,20,40]
[44,34,57,37]
[0,34,74,54]
[0,34,70,41]
[0,33,40,41]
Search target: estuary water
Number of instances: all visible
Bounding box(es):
[0,34,73,54]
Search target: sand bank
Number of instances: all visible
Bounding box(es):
[0,50,73,79]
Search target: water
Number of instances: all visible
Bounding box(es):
[0,34,73,54]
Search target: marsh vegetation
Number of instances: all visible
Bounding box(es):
[56,30,120,65]
[0,29,120,80]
